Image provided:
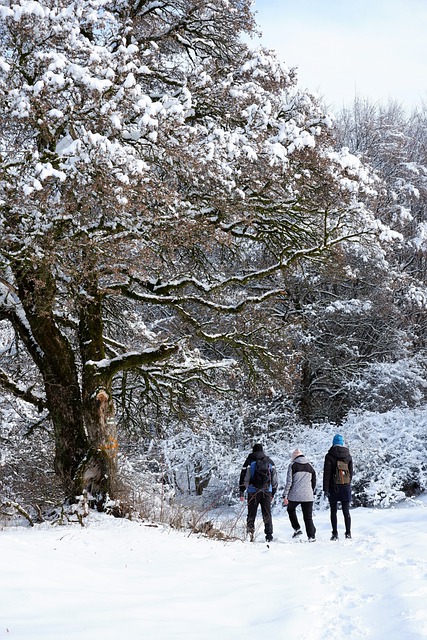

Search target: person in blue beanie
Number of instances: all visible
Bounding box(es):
[323,434,353,540]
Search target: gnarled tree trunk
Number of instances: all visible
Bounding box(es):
[13,261,89,496]
[13,260,119,502]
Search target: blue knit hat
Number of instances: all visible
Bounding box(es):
[333,434,344,446]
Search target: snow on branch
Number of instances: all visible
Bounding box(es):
[85,344,179,377]
[0,368,46,411]
[0,285,45,366]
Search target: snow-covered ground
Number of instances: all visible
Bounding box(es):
[2,497,427,640]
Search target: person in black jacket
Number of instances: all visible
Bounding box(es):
[239,443,278,542]
[323,434,353,541]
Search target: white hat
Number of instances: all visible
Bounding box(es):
[292,448,303,460]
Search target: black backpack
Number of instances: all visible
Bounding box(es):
[334,459,351,485]
[250,457,271,489]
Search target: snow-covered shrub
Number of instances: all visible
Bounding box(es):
[161,406,427,510]
[342,408,427,505]
[261,408,427,508]
[345,358,427,413]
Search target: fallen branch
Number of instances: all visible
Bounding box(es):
[3,501,34,526]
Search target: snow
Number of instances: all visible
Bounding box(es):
[2,498,427,639]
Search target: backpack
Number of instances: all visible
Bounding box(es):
[250,457,271,490]
[334,459,351,485]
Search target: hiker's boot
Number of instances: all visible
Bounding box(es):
[345,532,352,539]
[330,532,339,541]
[292,529,302,538]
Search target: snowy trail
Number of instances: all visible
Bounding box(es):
[1,499,427,639]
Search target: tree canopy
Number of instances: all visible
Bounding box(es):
[0,0,388,503]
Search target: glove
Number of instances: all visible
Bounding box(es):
[324,491,330,499]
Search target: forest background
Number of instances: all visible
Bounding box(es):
[1,0,427,528]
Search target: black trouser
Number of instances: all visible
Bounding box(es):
[247,490,273,536]
[287,501,316,538]
[329,499,351,536]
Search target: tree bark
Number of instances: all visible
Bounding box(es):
[12,259,120,502]
[77,280,119,502]
[13,260,88,496]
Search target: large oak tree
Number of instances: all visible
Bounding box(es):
[0,0,378,503]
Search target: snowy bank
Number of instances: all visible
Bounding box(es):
[1,497,427,639]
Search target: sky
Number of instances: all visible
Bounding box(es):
[252,0,427,112]
[2,498,427,639]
